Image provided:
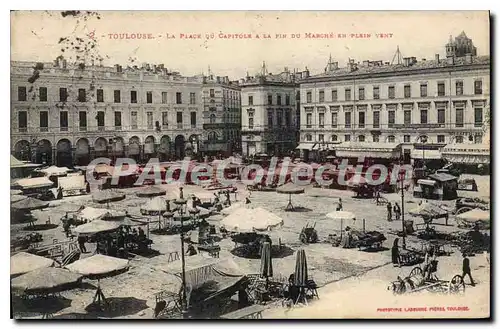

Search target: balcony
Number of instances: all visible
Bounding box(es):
[79,126,87,132]
[177,123,183,129]
[97,126,105,131]
[115,126,122,131]
[18,127,27,133]
[60,127,68,132]
[40,127,48,132]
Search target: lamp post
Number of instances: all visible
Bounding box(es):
[420,135,428,170]
[172,197,189,319]
[400,158,406,250]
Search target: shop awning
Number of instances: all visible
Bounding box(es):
[14,177,54,189]
[296,143,315,151]
[417,179,437,186]
[334,142,401,159]
[10,155,41,169]
[441,144,490,164]
[411,149,442,160]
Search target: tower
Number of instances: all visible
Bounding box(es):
[445,35,457,58]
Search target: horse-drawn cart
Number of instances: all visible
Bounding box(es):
[389,265,465,295]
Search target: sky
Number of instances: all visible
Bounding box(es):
[11,11,490,80]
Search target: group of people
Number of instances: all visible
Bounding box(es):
[386,202,402,222]
[91,226,151,258]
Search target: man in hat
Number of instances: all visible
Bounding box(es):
[462,253,475,286]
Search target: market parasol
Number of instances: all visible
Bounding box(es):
[11,197,49,212]
[11,189,22,195]
[73,219,120,235]
[65,254,130,309]
[409,202,449,219]
[92,190,126,204]
[11,194,28,204]
[55,203,85,214]
[78,207,110,222]
[136,186,167,198]
[293,249,309,305]
[140,196,170,215]
[260,242,273,283]
[119,217,149,227]
[221,202,244,215]
[39,165,71,177]
[11,252,55,277]
[456,208,490,226]
[221,207,283,233]
[11,267,83,295]
[276,182,305,211]
[326,210,356,221]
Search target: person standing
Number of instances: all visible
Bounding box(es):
[391,238,400,267]
[462,253,475,286]
[77,235,87,253]
[387,202,392,221]
[336,198,343,211]
[394,203,401,221]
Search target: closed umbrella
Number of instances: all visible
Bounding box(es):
[293,249,308,305]
[74,220,120,235]
[92,190,125,204]
[11,267,83,295]
[136,186,167,198]
[11,197,49,212]
[11,252,55,277]
[260,242,273,286]
[276,182,305,211]
[65,254,130,309]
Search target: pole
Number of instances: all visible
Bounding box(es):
[401,165,406,250]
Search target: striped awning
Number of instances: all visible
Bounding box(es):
[334,142,401,159]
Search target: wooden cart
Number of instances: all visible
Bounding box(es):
[389,265,465,295]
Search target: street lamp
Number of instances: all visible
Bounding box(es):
[399,158,406,250]
[420,135,428,170]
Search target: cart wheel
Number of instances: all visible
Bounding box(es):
[448,275,465,294]
[409,266,423,277]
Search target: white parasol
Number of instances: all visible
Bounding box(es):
[326,211,356,221]
[73,220,120,235]
[11,252,55,277]
[220,207,283,233]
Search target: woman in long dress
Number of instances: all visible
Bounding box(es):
[391,238,400,266]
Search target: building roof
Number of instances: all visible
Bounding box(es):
[303,55,490,82]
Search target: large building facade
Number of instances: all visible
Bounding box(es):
[11,58,208,166]
[240,64,302,156]
[298,32,490,163]
[201,75,242,156]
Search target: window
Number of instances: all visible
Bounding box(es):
[344,135,351,142]
[331,112,338,128]
[176,111,183,127]
[268,94,273,105]
[331,135,338,142]
[437,135,445,143]
[404,110,411,125]
[59,88,68,102]
[404,135,411,143]
[388,111,395,128]
[146,91,153,104]
[285,94,290,105]
[474,80,483,95]
[455,108,464,127]
[306,113,312,128]
[404,85,411,98]
[474,108,483,127]
[345,112,351,128]
[319,90,324,102]
[420,84,427,97]
[210,89,215,97]
[331,89,338,101]
[305,134,312,142]
[248,117,254,129]
[176,92,182,104]
[209,114,216,124]
[39,87,47,102]
[277,94,282,105]
[358,135,365,142]
[130,111,137,129]
[318,134,324,142]
[39,111,48,131]
[388,86,395,99]
[437,82,445,96]
[162,112,168,127]
[18,111,27,132]
[113,90,121,103]
[147,112,154,129]
[248,95,253,105]
[79,112,87,131]
[373,135,380,142]
[96,111,105,130]
[455,136,464,144]
[285,109,291,127]
[388,135,395,143]
[437,108,445,124]
[345,88,351,101]
[318,112,325,128]
[456,81,463,95]
[306,91,312,103]
[358,112,365,128]
[420,109,428,124]
[373,111,380,128]
[162,92,168,104]
[112,112,121,130]
[190,92,196,105]
[190,112,197,128]
[18,86,27,101]
[267,109,273,126]
[358,87,365,100]
[78,89,86,102]
[60,111,68,131]
[373,86,380,100]
[277,110,283,126]
[474,135,482,144]
[96,89,104,102]
[208,132,217,141]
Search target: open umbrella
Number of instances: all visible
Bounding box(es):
[119,217,148,227]
[11,194,28,204]
[11,189,22,195]
[55,203,85,213]
[65,255,130,309]
[40,165,70,177]
[221,207,283,233]
[276,182,305,211]
[456,208,490,228]
[136,186,167,198]
[92,190,125,204]
[11,252,55,277]
[11,197,49,212]
[11,267,83,295]
[293,249,308,304]
[73,220,120,235]
[260,242,273,287]
[140,196,170,215]
[326,211,356,221]
[221,202,244,215]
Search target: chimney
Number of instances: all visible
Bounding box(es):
[158,64,164,70]
[145,64,151,71]
[99,59,103,66]
[153,64,157,71]
[465,53,472,64]
[91,59,95,66]
[410,57,417,65]
[435,54,440,62]
[385,62,390,65]
[53,60,58,67]
[62,59,67,69]
[447,56,454,65]
[403,57,410,67]
[216,77,221,83]
[114,64,120,72]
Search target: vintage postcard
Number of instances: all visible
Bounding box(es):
[10,11,490,319]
